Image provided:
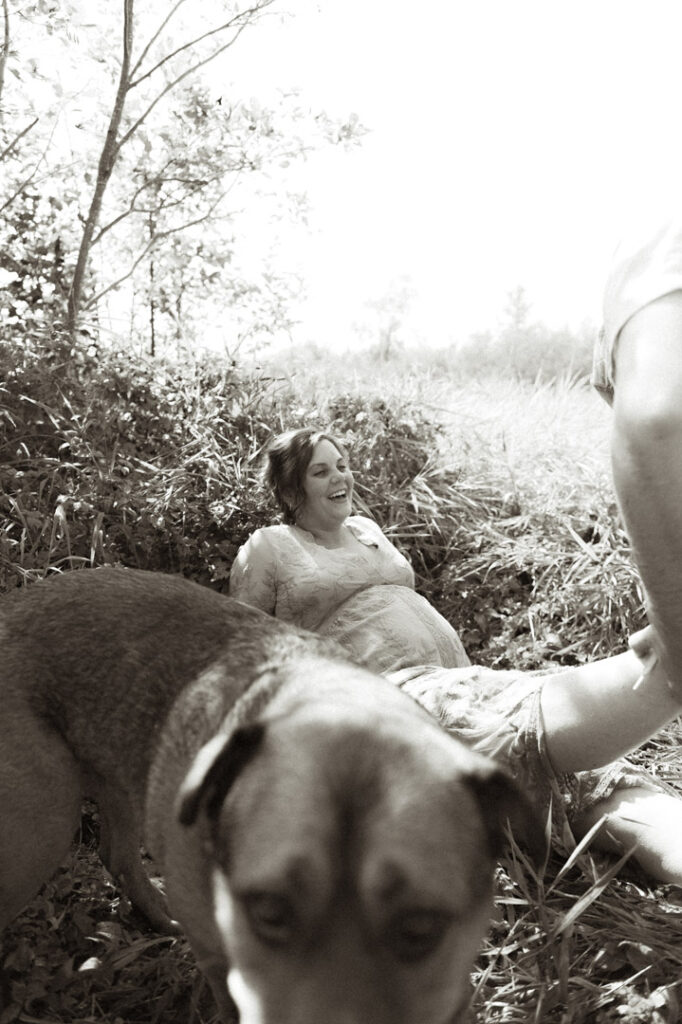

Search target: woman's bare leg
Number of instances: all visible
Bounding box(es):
[538,647,682,885]
[539,650,680,774]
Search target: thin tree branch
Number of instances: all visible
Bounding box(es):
[141,173,220,210]
[0,176,31,214]
[91,165,225,249]
[0,116,39,163]
[129,0,274,90]
[85,237,159,309]
[0,117,57,213]
[117,19,258,155]
[92,169,225,245]
[0,0,9,122]
[84,191,228,309]
[92,177,158,245]
[129,0,187,80]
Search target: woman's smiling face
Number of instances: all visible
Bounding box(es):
[298,438,354,531]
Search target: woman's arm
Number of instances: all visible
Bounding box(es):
[229,530,278,614]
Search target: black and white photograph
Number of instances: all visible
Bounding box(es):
[2,2,682,1022]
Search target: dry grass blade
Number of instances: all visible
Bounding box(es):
[548,815,610,891]
[551,845,639,938]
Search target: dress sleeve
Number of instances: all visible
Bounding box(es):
[229,529,278,614]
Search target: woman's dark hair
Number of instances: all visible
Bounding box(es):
[263,427,348,525]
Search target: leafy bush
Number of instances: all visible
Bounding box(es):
[1,332,279,588]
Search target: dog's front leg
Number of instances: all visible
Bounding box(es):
[94,784,178,934]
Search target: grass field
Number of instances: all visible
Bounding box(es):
[2,361,681,1024]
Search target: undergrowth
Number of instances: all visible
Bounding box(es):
[1,332,681,1024]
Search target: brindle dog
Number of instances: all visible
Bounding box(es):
[1,569,539,1024]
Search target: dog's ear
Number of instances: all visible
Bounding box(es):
[177,723,266,828]
[465,763,547,868]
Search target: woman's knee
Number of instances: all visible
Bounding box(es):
[573,787,682,884]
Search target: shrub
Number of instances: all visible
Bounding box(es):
[0,332,280,588]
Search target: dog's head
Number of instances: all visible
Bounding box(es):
[177,665,542,1024]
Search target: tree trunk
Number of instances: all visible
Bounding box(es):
[148,209,156,356]
[66,0,134,338]
[0,0,9,124]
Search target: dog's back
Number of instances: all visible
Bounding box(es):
[1,569,323,788]
[0,568,334,931]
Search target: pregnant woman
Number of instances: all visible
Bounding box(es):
[230,427,682,884]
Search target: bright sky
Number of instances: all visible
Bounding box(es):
[221,0,682,350]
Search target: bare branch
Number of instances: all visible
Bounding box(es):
[84,238,159,309]
[0,177,30,215]
[129,0,275,90]
[66,0,280,335]
[92,177,159,245]
[84,191,229,309]
[129,0,187,81]
[142,173,223,211]
[0,116,39,163]
[92,169,226,245]
[117,18,258,154]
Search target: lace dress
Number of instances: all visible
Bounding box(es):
[228,516,469,672]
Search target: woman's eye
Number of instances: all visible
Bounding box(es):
[244,894,296,945]
[388,910,451,963]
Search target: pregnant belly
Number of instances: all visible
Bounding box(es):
[317,584,469,673]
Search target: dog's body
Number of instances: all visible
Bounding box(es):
[1,568,537,1024]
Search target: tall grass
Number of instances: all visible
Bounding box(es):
[282,369,641,668]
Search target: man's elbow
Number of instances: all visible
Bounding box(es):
[613,390,682,451]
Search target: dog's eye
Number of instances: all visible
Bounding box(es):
[388,910,451,963]
[244,893,295,945]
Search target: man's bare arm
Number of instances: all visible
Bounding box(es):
[611,289,682,691]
